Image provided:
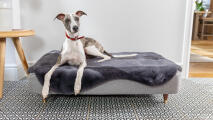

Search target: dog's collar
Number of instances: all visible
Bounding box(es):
[65,33,84,41]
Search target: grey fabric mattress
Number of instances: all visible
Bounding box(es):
[28,71,181,95]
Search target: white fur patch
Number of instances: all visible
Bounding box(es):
[85,45,111,62]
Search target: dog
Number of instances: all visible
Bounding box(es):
[42,11,137,102]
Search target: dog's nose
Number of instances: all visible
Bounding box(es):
[73,26,79,32]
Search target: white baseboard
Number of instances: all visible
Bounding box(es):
[4,61,35,81]
[17,64,25,80]
[17,61,35,80]
[4,64,18,81]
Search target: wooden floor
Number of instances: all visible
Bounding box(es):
[191,40,213,58]
[190,40,213,78]
[189,62,213,77]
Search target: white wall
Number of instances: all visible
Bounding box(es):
[20,0,186,64]
[4,0,21,81]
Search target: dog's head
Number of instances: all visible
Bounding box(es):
[55,11,87,35]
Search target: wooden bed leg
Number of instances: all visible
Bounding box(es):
[42,98,46,103]
[163,94,168,104]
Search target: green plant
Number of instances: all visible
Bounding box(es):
[195,0,205,11]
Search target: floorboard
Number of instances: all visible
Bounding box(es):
[190,40,213,78]
[190,62,213,78]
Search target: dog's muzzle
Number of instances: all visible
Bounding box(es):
[73,26,79,32]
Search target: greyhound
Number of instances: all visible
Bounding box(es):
[42,11,137,102]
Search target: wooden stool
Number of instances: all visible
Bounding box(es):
[192,11,212,40]
[201,17,213,40]
[0,29,35,98]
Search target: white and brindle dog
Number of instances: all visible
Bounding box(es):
[42,11,137,102]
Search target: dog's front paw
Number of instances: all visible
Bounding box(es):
[74,85,81,95]
[42,83,49,98]
[42,75,50,99]
[74,89,80,95]
[42,88,48,100]
[74,80,81,95]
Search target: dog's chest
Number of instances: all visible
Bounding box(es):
[62,39,86,65]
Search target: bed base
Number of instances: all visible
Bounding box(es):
[42,94,169,104]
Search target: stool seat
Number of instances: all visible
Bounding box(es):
[0,29,34,38]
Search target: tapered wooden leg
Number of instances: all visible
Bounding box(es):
[42,98,46,103]
[12,37,29,75]
[0,38,6,98]
[163,94,168,104]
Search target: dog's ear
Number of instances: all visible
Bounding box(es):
[75,11,87,17]
[55,13,65,21]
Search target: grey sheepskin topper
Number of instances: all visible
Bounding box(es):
[29,50,181,94]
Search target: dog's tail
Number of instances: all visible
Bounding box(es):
[113,54,138,58]
[104,50,138,58]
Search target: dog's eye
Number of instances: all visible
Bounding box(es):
[74,17,79,21]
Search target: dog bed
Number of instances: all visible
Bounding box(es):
[28,50,181,94]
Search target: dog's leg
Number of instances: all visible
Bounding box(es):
[42,55,64,102]
[74,61,87,95]
[42,64,60,101]
[85,46,111,62]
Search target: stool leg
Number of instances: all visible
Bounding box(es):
[0,38,6,98]
[201,21,205,40]
[12,37,29,75]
